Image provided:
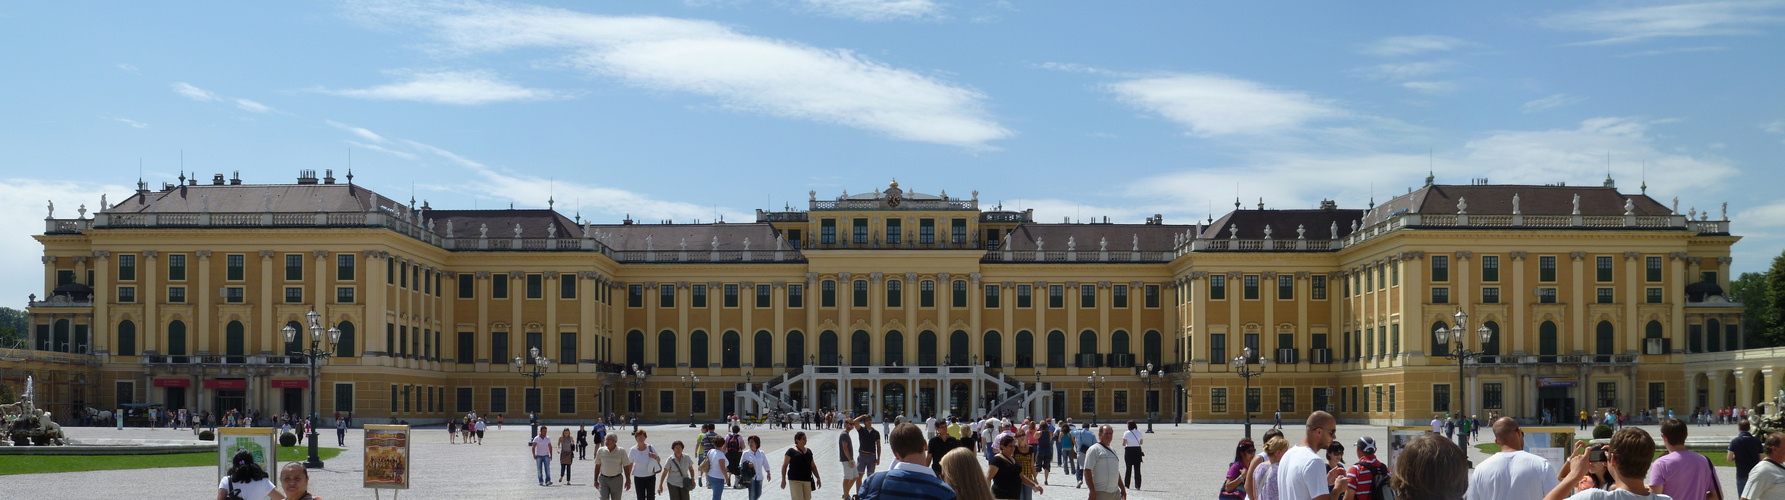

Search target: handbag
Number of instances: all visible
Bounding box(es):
[669,456,694,489]
[1218,462,1246,500]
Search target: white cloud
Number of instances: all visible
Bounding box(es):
[1521,93,1587,113]
[1107,73,1344,136]
[326,120,388,143]
[0,178,135,303]
[1738,201,1785,228]
[1355,60,1457,81]
[171,82,220,101]
[111,117,147,128]
[343,0,1010,148]
[234,98,273,113]
[1618,45,1728,57]
[1358,35,1470,57]
[798,0,942,21]
[1401,81,1458,95]
[116,63,138,73]
[1542,1,1785,45]
[1035,62,1121,76]
[315,70,567,105]
[1763,120,1785,134]
[348,141,416,160]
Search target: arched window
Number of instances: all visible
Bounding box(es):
[1596,321,1616,356]
[1481,321,1500,356]
[1431,321,1450,357]
[1708,319,1723,352]
[983,330,1002,368]
[284,320,304,356]
[1015,331,1034,368]
[690,330,710,367]
[1048,331,1066,367]
[1079,330,1098,367]
[884,330,904,365]
[1110,330,1131,368]
[1646,321,1664,339]
[819,330,839,365]
[166,320,187,356]
[918,331,938,366]
[53,319,69,352]
[226,321,246,358]
[658,330,677,368]
[116,320,136,356]
[627,330,647,367]
[1539,321,1559,358]
[1143,330,1162,367]
[722,331,741,368]
[786,330,806,367]
[755,330,773,368]
[950,331,969,365]
[851,330,870,366]
[336,321,356,357]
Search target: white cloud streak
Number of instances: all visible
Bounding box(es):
[1358,35,1471,57]
[798,0,943,21]
[1542,1,1785,45]
[1522,93,1587,113]
[2,179,135,303]
[171,82,220,101]
[327,120,389,143]
[234,98,273,113]
[112,118,147,128]
[1107,73,1344,136]
[316,70,567,105]
[344,0,1010,148]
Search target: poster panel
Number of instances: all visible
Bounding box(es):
[364,424,411,490]
[1520,426,1578,471]
[1384,426,1429,470]
[218,427,279,481]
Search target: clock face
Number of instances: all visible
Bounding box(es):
[887,196,901,207]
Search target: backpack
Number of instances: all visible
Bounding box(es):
[726,434,744,454]
[1362,460,1394,500]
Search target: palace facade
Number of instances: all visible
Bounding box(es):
[15,170,1751,425]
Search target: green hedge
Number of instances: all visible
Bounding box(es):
[1593,424,1614,439]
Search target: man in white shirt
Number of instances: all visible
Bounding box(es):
[925,415,937,440]
[1744,433,1785,500]
[1278,411,1336,500]
[1081,425,1126,500]
[1467,418,1560,500]
[1432,415,1443,434]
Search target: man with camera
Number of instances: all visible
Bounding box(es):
[1742,433,1785,500]
[1467,417,1559,500]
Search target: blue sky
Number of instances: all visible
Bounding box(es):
[3,0,1784,303]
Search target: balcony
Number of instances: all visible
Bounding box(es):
[1275,348,1300,365]
[1309,349,1331,364]
[1644,338,1672,355]
[1074,353,1105,368]
[1106,353,1135,368]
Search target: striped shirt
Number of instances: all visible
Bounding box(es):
[860,462,956,500]
[1346,456,1384,500]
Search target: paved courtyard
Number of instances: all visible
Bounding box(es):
[2,420,1754,498]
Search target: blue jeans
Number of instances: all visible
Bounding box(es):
[710,479,725,500]
[536,455,552,483]
[748,480,762,500]
[1021,486,1033,500]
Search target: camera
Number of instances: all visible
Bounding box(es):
[1588,444,1606,463]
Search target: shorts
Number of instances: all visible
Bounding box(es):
[856,454,877,476]
[478,430,485,439]
[840,460,859,480]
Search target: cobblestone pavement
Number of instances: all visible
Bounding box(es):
[4,420,1755,499]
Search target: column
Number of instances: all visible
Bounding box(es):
[42,255,56,298]
[838,273,852,361]
[805,274,818,370]
[1510,253,1527,355]
[476,271,490,365]
[773,280,786,370]
[1570,252,1586,354]
[1191,275,1208,361]
[195,251,213,356]
[868,273,882,364]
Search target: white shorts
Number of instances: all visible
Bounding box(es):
[839,460,859,480]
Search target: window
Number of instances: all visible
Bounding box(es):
[401,262,409,289]
[1279,387,1295,413]
[1482,287,1500,304]
[168,286,186,303]
[757,284,772,308]
[1431,255,1450,282]
[887,280,903,307]
[1048,285,1064,308]
[1243,275,1260,300]
[693,284,708,308]
[1210,275,1226,300]
[919,219,935,244]
[336,254,355,281]
[788,285,804,308]
[491,332,509,364]
[787,230,801,249]
[1112,285,1128,308]
[920,280,935,308]
[1647,256,1663,282]
[1145,284,1160,308]
[627,284,643,307]
[117,286,135,303]
[660,286,676,308]
[1389,385,1396,412]
[1210,334,1226,367]
[337,287,355,304]
[560,332,577,364]
[1391,264,1399,285]
[226,254,245,281]
[1597,382,1617,408]
[852,281,868,308]
[1597,256,1614,282]
[334,383,354,413]
[1379,265,1387,290]
[853,218,869,244]
[1278,275,1295,300]
[1481,255,1499,282]
[223,287,244,303]
[1540,256,1557,282]
[1082,391,1096,413]
[821,281,836,307]
[457,332,473,364]
[660,390,675,413]
[1431,287,1449,304]
[489,387,508,414]
[1483,383,1504,410]
[886,218,901,245]
[1210,388,1228,413]
[821,219,837,244]
[1016,285,1032,308]
[1538,287,1558,304]
[1647,288,1663,304]
[1246,388,1262,413]
[1312,388,1328,413]
[951,219,967,244]
[985,285,1000,308]
[1704,271,1719,285]
[1081,285,1096,308]
[526,274,543,299]
[691,391,707,414]
[724,284,740,308]
[167,254,186,281]
[492,277,508,299]
[1648,382,1665,410]
[1434,384,1451,412]
[953,281,968,308]
[458,275,474,298]
[283,254,303,281]
[1597,288,1615,304]
[117,254,137,281]
[559,275,577,299]
[1114,390,1129,413]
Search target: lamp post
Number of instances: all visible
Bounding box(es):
[1034,370,1044,421]
[1232,347,1269,440]
[1138,363,1162,433]
[1435,308,1494,451]
[1086,371,1106,426]
[282,308,341,469]
[511,346,551,416]
[682,375,701,427]
[619,363,645,428]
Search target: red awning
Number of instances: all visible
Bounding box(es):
[153,378,191,388]
[270,380,309,389]
[205,379,247,390]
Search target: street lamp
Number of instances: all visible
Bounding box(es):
[1086,370,1106,426]
[1434,308,1494,451]
[682,375,701,427]
[282,308,341,469]
[512,346,551,417]
[621,363,646,427]
[1232,347,1269,440]
[1138,363,1162,434]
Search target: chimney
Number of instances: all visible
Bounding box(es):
[229,171,242,185]
[297,169,319,185]
[212,173,225,185]
[323,169,336,185]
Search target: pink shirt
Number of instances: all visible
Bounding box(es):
[1649,450,1715,500]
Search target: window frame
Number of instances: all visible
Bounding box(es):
[1431,255,1450,282]
[1242,275,1260,300]
[1112,284,1128,308]
[1277,275,1294,300]
[1210,275,1226,300]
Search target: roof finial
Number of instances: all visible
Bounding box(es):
[1234,197,1241,210]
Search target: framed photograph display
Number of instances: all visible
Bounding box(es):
[217,427,279,481]
[364,424,412,490]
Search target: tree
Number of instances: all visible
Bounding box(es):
[0,307,26,348]
[1733,271,1779,348]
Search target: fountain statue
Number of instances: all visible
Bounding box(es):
[1,376,68,446]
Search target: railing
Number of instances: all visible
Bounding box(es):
[811,199,978,211]
[1275,348,1299,365]
[987,250,1172,263]
[64,211,619,255]
[1106,353,1135,368]
[28,298,94,308]
[754,210,809,222]
[606,249,804,263]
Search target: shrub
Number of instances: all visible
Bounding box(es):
[198,430,215,441]
[280,432,298,447]
[1593,424,1613,439]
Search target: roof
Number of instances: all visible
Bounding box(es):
[1364,184,1670,226]
[586,223,797,252]
[1202,208,1366,240]
[425,209,584,239]
[106,184,401,214]
[998,224,1192,252]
